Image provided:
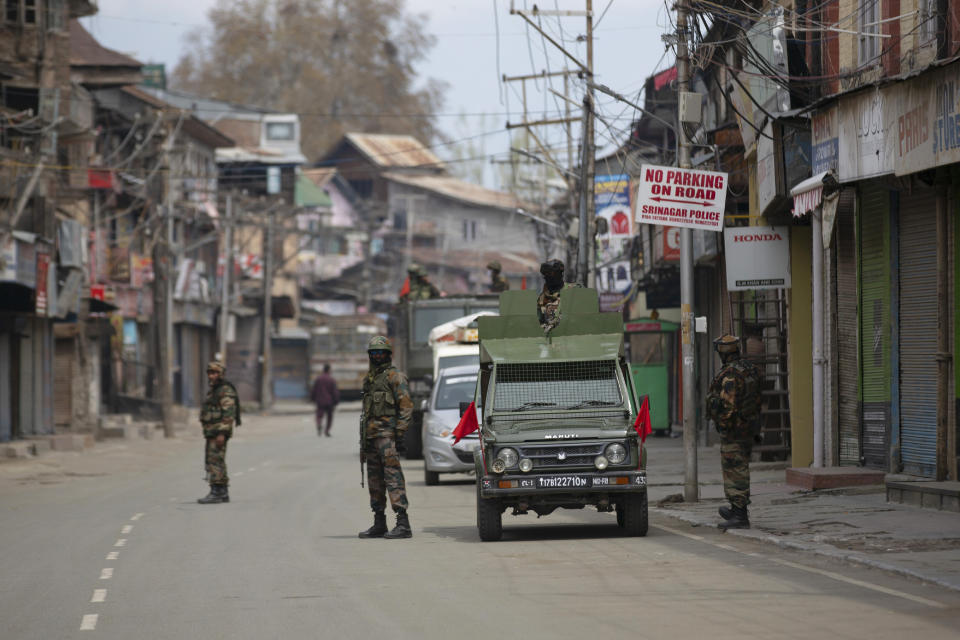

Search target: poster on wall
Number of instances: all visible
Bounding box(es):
[595,174,633,289]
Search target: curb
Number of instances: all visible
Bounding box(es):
[653,506,960,593]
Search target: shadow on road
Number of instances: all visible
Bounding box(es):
[423,521,643,543]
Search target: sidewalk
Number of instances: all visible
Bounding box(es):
[644,435,960,592]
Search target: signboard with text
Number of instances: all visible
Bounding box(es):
[724,226,791,291]
[635,164,728,232]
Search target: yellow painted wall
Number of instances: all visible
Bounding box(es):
[787,226,813,467]
[838,0,857,70]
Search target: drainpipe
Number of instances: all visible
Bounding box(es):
[812,205,824,468]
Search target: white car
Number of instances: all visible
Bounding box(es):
[422,364,480,486]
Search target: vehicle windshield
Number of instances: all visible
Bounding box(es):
[492,360,622,412]
[438,354,479,371]
[414,307,468,344]
[435,374,478,410]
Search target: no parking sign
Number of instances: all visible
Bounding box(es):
[636,164,728,232]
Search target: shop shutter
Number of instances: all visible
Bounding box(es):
[54,338,74,426]
[273,341,309,399]
[898,189,938,477]
[836,190,859,465]
[858,184,892,469]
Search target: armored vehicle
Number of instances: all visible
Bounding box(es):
[473,288,648,541]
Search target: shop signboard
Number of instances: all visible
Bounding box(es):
[723,226,791,291]
[662,225,680,262]
[635,164,728,232]
[812,105,839,174]
[838,88,896,181]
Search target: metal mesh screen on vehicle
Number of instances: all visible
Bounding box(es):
[492,360,621,411]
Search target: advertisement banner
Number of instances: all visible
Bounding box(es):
[662,226,681,262]
[724,226,791,291]
[595,174,632,282]
[35,252,50,315]
[636,164,727,232]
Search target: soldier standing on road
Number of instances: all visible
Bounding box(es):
[487,260,510,292]
[358,336,414,539]
[198,361,240,504]
[312,363,340,437]
[400,263,440,301]
[706,335,762,530]
[536,259,580,332]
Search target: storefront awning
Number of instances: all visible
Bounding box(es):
[790,171,830,217]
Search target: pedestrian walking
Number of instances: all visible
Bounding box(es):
[705,335,762,530]
[198,361,241,504]
[312,363,340,437]
[358,336,414,539]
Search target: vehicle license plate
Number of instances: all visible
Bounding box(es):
[536,475,590,489]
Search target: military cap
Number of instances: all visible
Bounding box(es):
[713,334,740,354]
[487,260,502,271]
[367,335,393,352]
[207,361,226,374]
[540,259,564,276]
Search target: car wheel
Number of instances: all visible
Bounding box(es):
[476,481,502,542]
[424,467,440,486]
[621,492,648,537]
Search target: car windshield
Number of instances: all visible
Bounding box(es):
[435,374,478,410]
[492,360,622,412]
[438,354,479,371]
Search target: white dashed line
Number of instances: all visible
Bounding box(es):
[130,513,144,521]
[121,525,133,534]
[652,524,947,609]
[91,589,107,603]
[80,614,98,630]
[99,568,114,580]
[247,467,255,472]
[114,539,126,547]
[106,552,119,561]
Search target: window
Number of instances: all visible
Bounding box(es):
[858,0,880,65]
[265,122,295,141]
[45,0,64,30]
[4,0,36,24]
[392,210,407,231]
[919,0,939,45]
[492,360,622,412]
[435,374,478,411]
[462,219,477,241]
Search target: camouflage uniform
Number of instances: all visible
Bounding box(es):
[706,356,761,510]
[537,282,582,332]
[362,362,414,513]
[487,261,510,292]
[200,379,239,487]
[406,278,440,300]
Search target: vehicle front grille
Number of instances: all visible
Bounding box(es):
[455,450,475,464]
[518,443,606,469]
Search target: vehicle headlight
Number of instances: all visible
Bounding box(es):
[604,443,627,465]
[594,455,609,470]
[495,447,518,468]
[425,420,449,437]
[518,458,533,473]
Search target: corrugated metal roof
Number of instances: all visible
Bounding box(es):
[383,172,534,212]
[345,133,443,169]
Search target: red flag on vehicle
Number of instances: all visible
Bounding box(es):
[634,396,652,442]
[398,276,410,298]
[453,401,479,444]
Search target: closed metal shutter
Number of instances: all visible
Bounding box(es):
[54,339,74,427]
[859,185,892,469]
[836,190,860,465]
[273,340,309,399]
[898,188,938,477]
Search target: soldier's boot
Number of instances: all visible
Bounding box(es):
[197,485,225,504]
[718,506,750,530]
[718,504,734,520]
[217,484,230,503]
[384,509,412,539]
[358,511,388,538]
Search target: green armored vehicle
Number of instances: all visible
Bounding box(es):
[473,287,648,541]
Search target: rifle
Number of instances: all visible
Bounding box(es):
[359,406,367,488]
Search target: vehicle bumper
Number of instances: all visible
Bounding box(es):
[423,436,479,473]
[479,470,647,497]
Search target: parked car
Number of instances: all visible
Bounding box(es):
[422,364,480,486]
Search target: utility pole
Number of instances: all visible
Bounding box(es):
[218,195,233,365]
[260,209,274,411]
[155,117,178,439]
[583,0,596,288]
[676,0,698,502]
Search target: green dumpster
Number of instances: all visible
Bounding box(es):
[625,318,678,434]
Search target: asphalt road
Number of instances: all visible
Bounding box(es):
[2,405,959,639]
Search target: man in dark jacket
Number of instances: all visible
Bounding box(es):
[312,363,340,437]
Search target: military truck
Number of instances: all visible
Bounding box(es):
[392,295,499,458]
[473,288,648,541]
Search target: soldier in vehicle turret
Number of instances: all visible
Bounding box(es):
[536,259,580,332]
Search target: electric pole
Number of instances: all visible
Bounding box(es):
[677,0,698,502]
[218,195,233,365]
[260,210,274,411]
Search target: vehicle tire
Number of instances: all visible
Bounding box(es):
[615,504,625,528]
[476,481,502,542]
[621,492,648,537]
[424,467,440,486]
[404,419,423,460]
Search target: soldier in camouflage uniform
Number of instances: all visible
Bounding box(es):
[705,335,762,529]
[198,361,240,504]
[487,260,510,293]
[358,336,414,539]
[400,263,440,301]
[536,259,581,333]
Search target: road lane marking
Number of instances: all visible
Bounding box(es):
[100,568,113,580]
[91,589,107,603]
[130,513,144,521]
[80,614,98,630]
[652,524,946,609]
[114,539,126,547]
[247,467,255,472]
[234,472,244,476]
[121,525,133,534]
[106,552,119,561]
